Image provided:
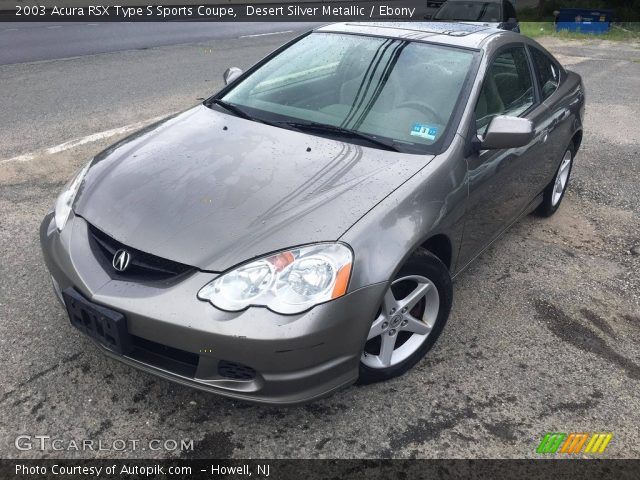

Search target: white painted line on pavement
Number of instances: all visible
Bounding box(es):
[0,153,34,164]
[46,114,169,154]
[239,30,293,38]
[1,114,171,164]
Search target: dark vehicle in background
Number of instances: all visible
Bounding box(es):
[425,0,447,18]
[433,0,520,32]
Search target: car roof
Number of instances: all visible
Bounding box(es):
[315,22,511,50]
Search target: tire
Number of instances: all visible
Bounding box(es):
[358,249,452,384]
[536,143,575,217]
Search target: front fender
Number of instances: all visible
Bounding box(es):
[341,136,469,291]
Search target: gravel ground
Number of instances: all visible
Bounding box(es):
[0,35,639,459]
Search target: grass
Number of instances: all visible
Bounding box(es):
[517,0,640,21]
[520,21,640,40]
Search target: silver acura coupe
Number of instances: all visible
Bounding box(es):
[41,22,585,404]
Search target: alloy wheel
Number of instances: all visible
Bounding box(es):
[361,275,440,369]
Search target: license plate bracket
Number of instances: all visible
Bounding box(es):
[62,288,133,355]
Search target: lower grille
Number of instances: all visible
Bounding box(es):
[218,360,257,381]
[87,223,194,281]
[129,335,199,378]
[124,336,257,382]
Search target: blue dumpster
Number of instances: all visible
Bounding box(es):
[555,8,615,34]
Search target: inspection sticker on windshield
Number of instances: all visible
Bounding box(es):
[410,124,438,140]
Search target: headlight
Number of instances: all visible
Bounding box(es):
[198,243,353,314]
[54,161,91,231]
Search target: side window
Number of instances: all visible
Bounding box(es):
[504,0,517,20]
[475,46,535,133]
[530,47,561,100]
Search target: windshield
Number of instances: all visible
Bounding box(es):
[434,2,502,22]
[216,33,476,153]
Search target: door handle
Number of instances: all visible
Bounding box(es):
[550,111,569,131]
[537,127,549,144]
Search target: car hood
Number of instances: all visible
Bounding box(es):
[75,105,432,271]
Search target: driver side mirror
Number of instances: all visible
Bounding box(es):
[223,67,243,85]
[480,116,534,150]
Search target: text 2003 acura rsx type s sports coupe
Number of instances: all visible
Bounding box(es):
[41,22,585,404]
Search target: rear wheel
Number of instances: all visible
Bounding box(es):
[358,249,452,384]
[536,143,574,217]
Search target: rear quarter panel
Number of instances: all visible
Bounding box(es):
[542,69,585,182]
[526,39,585,184]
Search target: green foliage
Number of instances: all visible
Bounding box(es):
[520,21,640,39]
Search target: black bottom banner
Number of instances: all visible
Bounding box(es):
[2,459,640,479]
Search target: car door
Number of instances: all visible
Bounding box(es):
[457,44,551,268]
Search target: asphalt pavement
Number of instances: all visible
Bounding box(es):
[0,23,321,160]
[0,27,639,459]
[0,22,321,65]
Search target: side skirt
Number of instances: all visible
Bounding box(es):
[451,192,544,281]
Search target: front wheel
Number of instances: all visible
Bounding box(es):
[358,249,452,384]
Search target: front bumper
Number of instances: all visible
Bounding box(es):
[40,212,386,405]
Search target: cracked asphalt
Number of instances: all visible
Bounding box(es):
[0,30,639,459]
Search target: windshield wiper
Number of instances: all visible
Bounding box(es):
[206,104,401,152]
[282,121,401,152]
[208,99,287,129]
[208,98,254,121]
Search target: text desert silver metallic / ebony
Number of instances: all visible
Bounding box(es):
[40,22,585,404]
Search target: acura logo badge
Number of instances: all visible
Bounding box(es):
[112,249,131,272]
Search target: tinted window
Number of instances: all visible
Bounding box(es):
[530,47,561,100]
[475,46,534,132]
[221,33,476,152]
[504,0,517,20]
[434,1,502,22]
